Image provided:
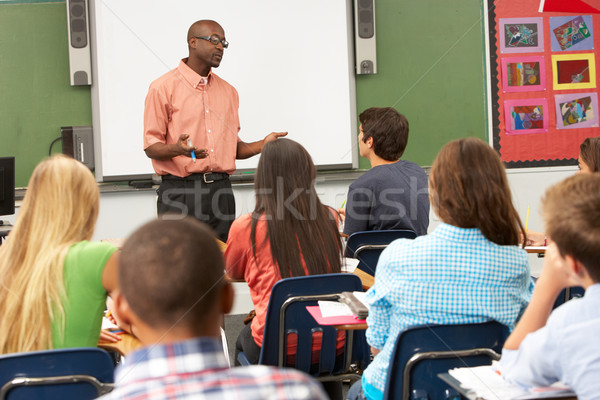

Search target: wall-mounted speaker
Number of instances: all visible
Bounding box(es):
[354,0,377,75]
[66,0,92,85]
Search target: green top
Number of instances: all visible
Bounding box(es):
[51,241,117,349]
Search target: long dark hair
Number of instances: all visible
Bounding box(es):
[429,138,525,246]
[251,139,342,278]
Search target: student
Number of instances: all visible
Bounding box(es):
[224,139,344,398]
[101,218,328,400]
[347,138,533,400]
[526,136,599,245]
[0,155,119,353]
[143,19,286,242]
[340,107,429,236]
[500,174,600,399]
[578,136,600,173]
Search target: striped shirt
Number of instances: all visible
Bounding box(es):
[99,337,327,400]
[363,223,534,397]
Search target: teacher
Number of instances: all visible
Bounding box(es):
[143,19,286,241]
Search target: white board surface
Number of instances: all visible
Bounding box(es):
[89,0,357,181]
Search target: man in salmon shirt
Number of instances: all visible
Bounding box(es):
[143,19,286,241]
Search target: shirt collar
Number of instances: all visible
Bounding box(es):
[585,283,600,297]
[178,58,213,88]
[114,337,229,384]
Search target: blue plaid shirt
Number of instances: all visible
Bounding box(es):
[363,223,534,397]
[99,337,328,400]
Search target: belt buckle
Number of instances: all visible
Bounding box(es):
[203,173,214,184]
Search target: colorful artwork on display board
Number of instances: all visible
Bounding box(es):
[499,17,544,53]
[555,93,599,129]
[552,53,596,89]
[501,56,546,92]
[504,98,549,134]
[489,0,600,167]
[550,15,594,51]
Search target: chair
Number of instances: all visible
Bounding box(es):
[383,321,509,400]
[345,230,417,275]
[238,274,370,382]
[0,347,115,399]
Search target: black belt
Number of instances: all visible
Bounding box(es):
[162,172,229,184]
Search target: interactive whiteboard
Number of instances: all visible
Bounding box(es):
[89,0,357,181]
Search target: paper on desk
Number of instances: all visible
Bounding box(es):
[448,363,574,400]
[318,301,354,318]
[101,317,119,331]
[342,257,359,273]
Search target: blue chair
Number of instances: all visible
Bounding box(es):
[0,347,114,399]
[344,230,417,275]
[383,321,509,400]
[238,274,370,382]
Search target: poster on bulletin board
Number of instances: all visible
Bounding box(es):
[485,0,600,167]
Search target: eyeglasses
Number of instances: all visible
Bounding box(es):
[195,35,229,48]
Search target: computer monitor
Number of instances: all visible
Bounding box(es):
[0,157,15,218]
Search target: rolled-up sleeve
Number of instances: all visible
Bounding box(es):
[500,325,560,388]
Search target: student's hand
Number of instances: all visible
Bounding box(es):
[99,329,121,343]
[524,230,546,246]
[337,207,346,222]
[106,296,133,335]
[536,242,579,293]
[263,131,288,144]
[370,346,381,357]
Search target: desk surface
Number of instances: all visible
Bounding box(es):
[525,246,547,254]
[353,269,374,290]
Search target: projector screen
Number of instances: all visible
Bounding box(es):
[89,0,358,181]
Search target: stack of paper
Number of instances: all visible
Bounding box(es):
[447,364,575,400]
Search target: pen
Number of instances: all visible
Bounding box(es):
[188,139,196,162]
[525,205,530,233]
[340,199,346,208]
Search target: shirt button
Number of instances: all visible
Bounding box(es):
[211,149,214,152]
[208,129,211,133]
[206,110,209,113]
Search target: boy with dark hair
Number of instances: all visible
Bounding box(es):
[100,218,327,400]
[340,107,429,236]
[500,174,600,399]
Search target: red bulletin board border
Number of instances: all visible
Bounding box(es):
[487,0,600,167]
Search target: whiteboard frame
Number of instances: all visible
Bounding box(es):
[89,0,358,182]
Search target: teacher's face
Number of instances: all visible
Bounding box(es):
[190,21,226,70]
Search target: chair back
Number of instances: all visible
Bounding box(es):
[383,321,509,400]
[258,274,370,380]
[345,230,417,275]
[0,347,114,400]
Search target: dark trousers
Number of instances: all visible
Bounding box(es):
[235,324,343,400]
[157,174,235,242]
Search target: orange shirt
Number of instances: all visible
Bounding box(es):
[225,214,289,346]
[144,59,241,177]
[225,213,343,352]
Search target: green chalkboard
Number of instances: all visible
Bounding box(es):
[0,0,487,185]
[355,0,487,169]
[0,1,92,187]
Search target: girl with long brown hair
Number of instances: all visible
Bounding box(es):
[225,138,342,365]
[348,138,534,400]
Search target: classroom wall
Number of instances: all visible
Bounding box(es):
[1,0,487,185]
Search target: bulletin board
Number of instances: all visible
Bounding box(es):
[486,0,600,167]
